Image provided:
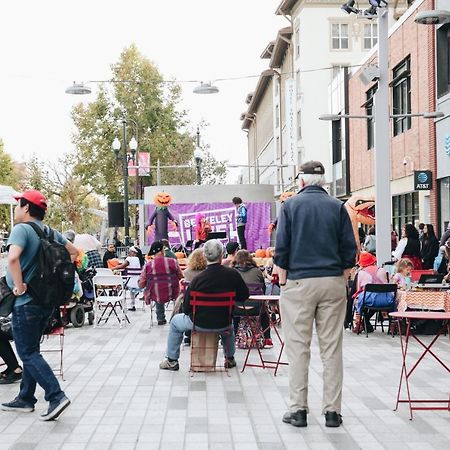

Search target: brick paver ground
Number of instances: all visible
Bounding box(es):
[0,302,449,450]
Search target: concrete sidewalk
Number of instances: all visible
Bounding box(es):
[0,306,448,450]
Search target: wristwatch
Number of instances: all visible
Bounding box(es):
[279,282,286,286]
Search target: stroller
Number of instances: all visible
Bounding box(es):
[59,267,96,327]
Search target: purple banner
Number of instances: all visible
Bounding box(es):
[146,202,271,252]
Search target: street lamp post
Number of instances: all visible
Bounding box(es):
[112,117,138,246]
[193,126,203,185]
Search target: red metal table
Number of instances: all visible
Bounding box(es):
[241,295,288,376]
[389,311,450,419]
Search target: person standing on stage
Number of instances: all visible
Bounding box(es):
[232,197,247,250]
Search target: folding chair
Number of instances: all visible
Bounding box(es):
[145,272,181,327]
[41,327,65,380]
[356,283,398,337]
[410,269,435,282]
[93,274,129,328]
[190,291,235,373]
[95,268,114,276]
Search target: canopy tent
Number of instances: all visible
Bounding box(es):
[0,185,19,229]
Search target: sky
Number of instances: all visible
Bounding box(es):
[0,1,285,183]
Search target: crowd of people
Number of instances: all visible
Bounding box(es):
[1,162,449,431]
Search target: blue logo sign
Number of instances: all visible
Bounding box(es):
[417,172,428,183]
[445,134,450,157]
[414,170,432,191]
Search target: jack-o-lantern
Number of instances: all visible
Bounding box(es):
[279,191,295,202]
[154,192,173,207]
[255,248,267,258]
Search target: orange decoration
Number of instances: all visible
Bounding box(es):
[255,248,267,258]
[175,251,185,259]
[153,192,173,207]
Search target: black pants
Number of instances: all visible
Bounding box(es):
[237,226,247,250]
[0,329,20,373]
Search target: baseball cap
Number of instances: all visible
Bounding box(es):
[14,189,48,211]
[148,240,164,256]
[295,160,325,179]
[226,242,240,254]
[128,246,138,254]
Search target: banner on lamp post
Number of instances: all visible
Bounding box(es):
[284,78,297,167]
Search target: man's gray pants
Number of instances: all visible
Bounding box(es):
[280,276,347,414]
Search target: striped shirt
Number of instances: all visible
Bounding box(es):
[138,256,183,304]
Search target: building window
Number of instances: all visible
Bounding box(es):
[331,23,349,50]
[437,24,450,98]
[363,23,377,50]
[392,56,411,136]
[275,104,280,128]
[366,84,377,149]
[296,70,301,98]
[392,192,419,237]
[439,177,450,235]
[297,110,302,140]
[295,27,300,59]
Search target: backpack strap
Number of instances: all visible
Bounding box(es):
[24,222,54,241]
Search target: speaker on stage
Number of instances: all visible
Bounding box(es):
[108,202,124,227]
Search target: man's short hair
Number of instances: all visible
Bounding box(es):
[232,197,242,205]
[203,239,224,263]
[19,198,45,221]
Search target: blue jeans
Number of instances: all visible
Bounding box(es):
[12,303,65,406]
[166,314,235,361]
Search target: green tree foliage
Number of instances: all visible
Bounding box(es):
[0,139,21,231]
[71,44,227,196]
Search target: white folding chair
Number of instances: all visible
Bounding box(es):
[95,268,115,276]
[93,274,129,328]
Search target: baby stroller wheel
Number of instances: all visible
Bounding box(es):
[88,311,94,325]
[70,305,85,328]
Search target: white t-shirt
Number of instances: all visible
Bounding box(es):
[126,256,142,289]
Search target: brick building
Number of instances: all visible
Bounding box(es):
[347,0,438,236]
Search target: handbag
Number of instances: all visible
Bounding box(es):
[355,291,396,314]
[0,276,15,317]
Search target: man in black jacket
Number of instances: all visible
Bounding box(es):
[159,239,249,371]
[275,161,357,429]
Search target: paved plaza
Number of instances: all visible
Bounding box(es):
[0,303,449,450]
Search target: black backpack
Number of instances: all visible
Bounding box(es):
[26,222,75,307]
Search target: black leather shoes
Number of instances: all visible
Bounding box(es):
[282,409,307,427]
[325,411,343,427]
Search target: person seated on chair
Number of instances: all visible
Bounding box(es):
[179,249,208,345]
[161,239,177,259]
[222,241,239,267]
[159,239,249,371]
[193,213,212,250]
[139,240,183,325]
[231,250,273,348]
[353,252,388,333]
[114,247,144,311]
[392,258,414,290]
[0,318,22,385]
[103,243,117,268]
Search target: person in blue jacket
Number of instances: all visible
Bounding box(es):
[232,197,247,250]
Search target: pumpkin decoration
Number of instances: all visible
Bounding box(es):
[153,192,173,207]
[175,251,186,259]
[279,191,295,202]
[107,258,120,269]
[255,248,267,258]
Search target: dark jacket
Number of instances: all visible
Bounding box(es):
[274,185,357,279]
[103,250,117,268]
[183,263,249,329]
[421,236,439,269]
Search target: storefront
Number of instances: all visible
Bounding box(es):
[392,192,420,237]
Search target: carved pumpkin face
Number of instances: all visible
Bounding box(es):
[154,192,172,207]
[280,191,295,202]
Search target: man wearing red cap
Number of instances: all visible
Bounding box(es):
[1,190,78,421]
[275,161,357,429]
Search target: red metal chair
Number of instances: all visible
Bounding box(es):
[41,327,65,380]
[189,291,235,373]
[410,269,435,282]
